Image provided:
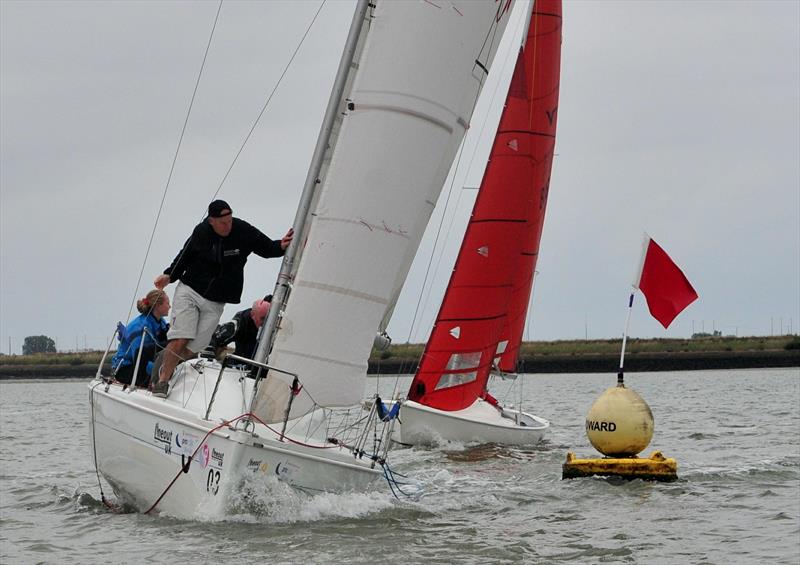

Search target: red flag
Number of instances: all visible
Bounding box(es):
[637,238,698,329]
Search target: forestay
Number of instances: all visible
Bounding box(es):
[252,1,514,422]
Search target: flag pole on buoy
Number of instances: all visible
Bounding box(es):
[563,234,698,482]
[617,293,634,387]
[618,234,651,387]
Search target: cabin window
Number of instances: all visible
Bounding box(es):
[493,340,509,364]
[435,352,480,390]
[435,371,477,390]
[445,352,480,371]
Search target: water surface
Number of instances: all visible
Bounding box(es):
[1,369,798,564]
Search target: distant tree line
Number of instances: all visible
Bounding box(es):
[692,331,722,338]
[22,335,56,355]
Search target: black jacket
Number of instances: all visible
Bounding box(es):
[209,308,258,358]
[164,218,284,304]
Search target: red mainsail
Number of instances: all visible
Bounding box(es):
[407,0,562,411]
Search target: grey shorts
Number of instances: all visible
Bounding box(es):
[168,282,225,353]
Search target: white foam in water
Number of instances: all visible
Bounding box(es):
[430,468,455,486]
[193,471,396,524]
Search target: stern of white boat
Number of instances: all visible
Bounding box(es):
[396,398,549,446]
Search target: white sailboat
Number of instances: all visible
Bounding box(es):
[395,0,562,446]
[89,0,513,517]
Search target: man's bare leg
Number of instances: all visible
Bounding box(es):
[157,338,193,384]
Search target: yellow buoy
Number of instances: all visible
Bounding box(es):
[585,384,653,457]
[562,450,678,482]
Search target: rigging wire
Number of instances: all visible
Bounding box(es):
[123,0,327,323]
[124,0,224,324]
[206,0,328,203]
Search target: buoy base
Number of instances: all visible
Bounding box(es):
[562,450,678,482]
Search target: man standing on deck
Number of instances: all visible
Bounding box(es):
[151,200,292,398]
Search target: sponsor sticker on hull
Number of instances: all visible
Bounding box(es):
[174,432,199,457]
[154,423,173,454]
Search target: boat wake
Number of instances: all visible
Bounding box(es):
[194,473,397,524]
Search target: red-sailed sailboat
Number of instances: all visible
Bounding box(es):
[396,0,562,445]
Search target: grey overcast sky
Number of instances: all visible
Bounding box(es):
[1,0,798,354]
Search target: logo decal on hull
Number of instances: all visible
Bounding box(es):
[247,459,264,473]
[174,432,199,457]
[275,461,299,482]
[154,423,173,453]
[211,448,225,469]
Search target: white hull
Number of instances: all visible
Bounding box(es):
[89,360,383,518]
[396,398,549,446]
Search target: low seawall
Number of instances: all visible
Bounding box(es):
[2,350,798,379]
[368,350,800,375]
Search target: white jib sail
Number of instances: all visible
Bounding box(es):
[254,1,514,422]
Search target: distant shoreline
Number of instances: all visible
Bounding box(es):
[368,349,800,375]
[1,349,797,380]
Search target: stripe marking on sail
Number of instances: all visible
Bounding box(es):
[271,348,366,371]
[295,280,389,305]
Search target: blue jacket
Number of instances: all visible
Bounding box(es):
[111,313,169,370]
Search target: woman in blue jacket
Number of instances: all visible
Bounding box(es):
[112,289,170,387]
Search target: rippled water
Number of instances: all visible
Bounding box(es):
[1,368,798,564]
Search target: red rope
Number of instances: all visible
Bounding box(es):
[144,414,248,514]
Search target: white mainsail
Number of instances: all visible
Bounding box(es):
[253,1,514,422]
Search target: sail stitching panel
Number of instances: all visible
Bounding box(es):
[294,280,389,305]
[351,104,455,133]
[272,347,366,370]
[437,313,505,323]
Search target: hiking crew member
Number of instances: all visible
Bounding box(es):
[152,199,292,398]
[209,297,271,360]
[112,289,170,387]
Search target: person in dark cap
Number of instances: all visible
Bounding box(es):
[151,199,292,397]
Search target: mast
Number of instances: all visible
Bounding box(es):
[251,0,370,371]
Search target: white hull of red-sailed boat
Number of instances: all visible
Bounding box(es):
[396,399,549,446]
[89,360,382,517]
[399,0,563,446]
[89,0,515,516]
